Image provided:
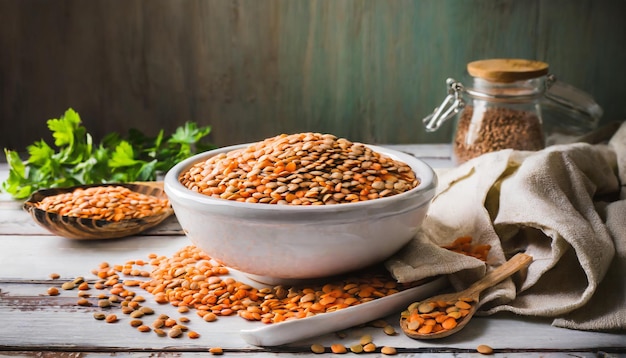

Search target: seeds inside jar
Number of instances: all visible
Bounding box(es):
[179,133,419,205]
[454,106,544,163]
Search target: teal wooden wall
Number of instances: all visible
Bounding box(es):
[1,0,624,151]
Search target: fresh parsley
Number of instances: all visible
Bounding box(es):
[1,108,215,199]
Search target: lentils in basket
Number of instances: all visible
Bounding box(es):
[35,186,170,221]
[179,133,419,205]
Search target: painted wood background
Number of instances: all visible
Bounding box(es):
[1,0,625,152]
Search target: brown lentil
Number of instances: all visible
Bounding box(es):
[454,106,544,163]
[310,344,325,354]
[34,185,170,221]
[129,319,143,327]
[368,319,388,328]
[383,325,397,336]
[93,312,106,320]
[168,327,183,338]
[381,346,398,355]
[139,306,154,315]
[359,334,373,345]
[179,133,419,205]
[61,282,76,290]
[177,306,190,313]
[349,344,363,353]
[129,310,144,319]
[47,287,60,296]
[121,306,135,314]
[77,298,91,306]
[477,344,494,355]
[153,328,166,337]
[49,273,60,280]
[363,342,376,353]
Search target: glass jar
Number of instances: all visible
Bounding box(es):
[423,58,602,164]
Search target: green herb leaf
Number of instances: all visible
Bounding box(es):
[1,108,214,199]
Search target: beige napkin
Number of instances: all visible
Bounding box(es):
[386,121,626,331]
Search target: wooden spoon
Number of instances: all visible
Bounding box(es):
[400,252,533,339]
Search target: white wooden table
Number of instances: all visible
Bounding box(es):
[1,144,625,357]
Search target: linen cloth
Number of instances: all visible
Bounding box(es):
[385,121,626,331]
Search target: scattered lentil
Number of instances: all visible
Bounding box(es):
[77,298,91,307]
[61,282,76,290]
[330,343,347,354]
[168,327,183,338]
[359,334,373,345]
[153,328,166,337]
[93,312,106,320]
[310,344,325,354]
[47,287,60,296]
[477,344,494,355]
[130,319,143,327]
[383,325,397,336]
[137,325,151,333]
[381,346,398,355]
[363,342,376,353]
[49,273,60,280]
[105,314,118,323]
[209,347,224,355]
[129,310,144,319]
[349,344,363,353]
[368,319,388,328]
[179,133,419,205]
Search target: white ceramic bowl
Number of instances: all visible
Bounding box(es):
[164,143,437,284]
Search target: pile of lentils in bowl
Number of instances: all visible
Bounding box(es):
[179,133,420,205]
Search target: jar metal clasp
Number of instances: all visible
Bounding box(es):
[423,78,466,132]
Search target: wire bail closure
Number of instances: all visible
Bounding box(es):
[423,78,466,132]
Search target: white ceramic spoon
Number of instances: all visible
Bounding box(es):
[239,275,448,346]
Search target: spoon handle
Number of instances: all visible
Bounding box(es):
[463,253,533,298]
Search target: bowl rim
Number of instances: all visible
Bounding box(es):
[164,142,437,213]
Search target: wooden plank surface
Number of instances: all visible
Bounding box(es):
[1,235,625,354]
[1,0,624,152]
[1,149,625,356]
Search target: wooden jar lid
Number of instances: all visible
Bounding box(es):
[467,58,549,82]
